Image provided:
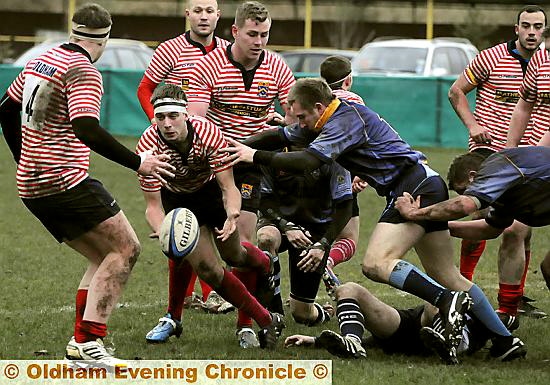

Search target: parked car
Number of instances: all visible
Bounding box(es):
[352,38,478,76]
[278,48,357,74]
[11,38,154,70]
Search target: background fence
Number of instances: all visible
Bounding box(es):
[0,65,473,149]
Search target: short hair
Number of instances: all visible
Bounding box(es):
[320,56,352,90]
[72,3,112,29]
[516,5,547,26]
[287,78,335,111]
[235,1,270,28]
[447,152,485,191]
[150,84,187,105]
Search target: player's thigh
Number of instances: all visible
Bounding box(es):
[67,210,140,264]
[364,222,424,266]
[187,227,225,281]
[237,210,258,244]
[415,230,470,290]
[337,216,360,241]
[214,229,249,267]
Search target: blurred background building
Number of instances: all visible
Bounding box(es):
[0,0,543,61]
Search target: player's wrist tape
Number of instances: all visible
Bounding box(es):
[280,220,304,233]
[253,150,275,165]
[138,151,148,165]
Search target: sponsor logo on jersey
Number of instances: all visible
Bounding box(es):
[257,82,270,98]
[32,61,58,77]
[539,91,550,104]
[240,183,253,199]
[495,90,520,103]
[210,100,269,118]
[181,78,189,91]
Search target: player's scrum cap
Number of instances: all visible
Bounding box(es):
[153,98,188,115]
[320,55,352,86]
[71,22,111,43]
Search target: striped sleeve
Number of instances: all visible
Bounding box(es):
[272,54,296,106]
[144,40,177,84]
[519,49,545,103]
[196,118,232,173]
[66,61,103,120]
[7,71,25,103]
[186,51,219,104]
[464,45,501,86]
[136,125,162,192]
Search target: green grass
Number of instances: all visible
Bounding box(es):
[1,137,549,384]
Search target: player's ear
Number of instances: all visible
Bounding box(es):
[468,170,477,183]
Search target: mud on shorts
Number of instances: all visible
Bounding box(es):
[21,177,121,243]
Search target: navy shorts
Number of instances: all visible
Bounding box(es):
[161,179,227,230]
[380,163,449,233]
[233,164,261,213]
[21,177,121,243]
[368,305,432,356]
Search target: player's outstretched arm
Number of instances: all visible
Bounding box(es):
[449,219,503,240]
[395,192,479,221]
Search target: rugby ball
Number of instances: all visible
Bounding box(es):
[159,208,200,260]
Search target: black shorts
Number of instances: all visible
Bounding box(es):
[368,305,432,356]
[161,179,227,230]
[380,163,449,233]
[21,177,121,243]
[233,164,261,213]
[257,217,328,303]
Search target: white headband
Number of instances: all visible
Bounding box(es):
[71,22,111,43]
[153,98,188,115]
[327,71,352,86]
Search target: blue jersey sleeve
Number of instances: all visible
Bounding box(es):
[464,153,524,209]
[329,163,353,202]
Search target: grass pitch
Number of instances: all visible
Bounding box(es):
[0,137,549,384]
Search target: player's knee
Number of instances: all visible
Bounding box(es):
[257,230,279,252]
[194,260,223,287]
[335,282,360,300]
[361,259,383,282]
[501,225,529,245]
[291,309,314,325]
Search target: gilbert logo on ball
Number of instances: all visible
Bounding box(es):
[159,208,200,260]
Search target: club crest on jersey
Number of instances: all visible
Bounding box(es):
[241,183,253,199]
[181,78,190,91]
[257,82,270,98]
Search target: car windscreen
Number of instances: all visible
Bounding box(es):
[352,46,428,74]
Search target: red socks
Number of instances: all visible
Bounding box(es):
[215,269,271,328]
[459,239,486,281]
[241,241,270,274]
[74,290,107,343]
[498,250,531,315]
[328,238,356,267]
[74,289,88,340]
[167,259,194,320]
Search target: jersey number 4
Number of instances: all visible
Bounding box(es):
[24,84,40,122]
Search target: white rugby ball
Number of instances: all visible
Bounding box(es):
[159,208,200,260]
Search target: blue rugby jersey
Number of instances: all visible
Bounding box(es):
[260,161,352,225]
[464,146,550,228]
[283,99,426,196]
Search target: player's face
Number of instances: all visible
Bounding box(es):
[515,11,545,52]
[156,111,189,143]
[291,101,323,132]
[186,0,220,38]
[232,18,271,63]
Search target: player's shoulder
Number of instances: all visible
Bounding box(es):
[530,47,550,66]
[214,36,231,48]
[189,115,218,131]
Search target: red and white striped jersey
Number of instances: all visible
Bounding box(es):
[144,31,229,91]
[464,41,534,151]
[334,89,365,105]
[137,115,231,194]
[186,45,296,141]
[518,48,550,145]
[7,43,102,199]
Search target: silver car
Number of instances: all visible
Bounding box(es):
[12,38,154,70]
[352,38,478,76]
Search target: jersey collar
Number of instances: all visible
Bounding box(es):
[184,31,216,55]
[61,43,93,63]
[314,98,341,131]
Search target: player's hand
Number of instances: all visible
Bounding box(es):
[285,229,313,249]
[138,151,176,183]
[215,213,239,241]
[469,124,492,145]
[266,111,285,126]
[284,334,316,347]
[352,176,369,193]
[395,192,421,220]
[298,248,325,273]
[221,138,257,166]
